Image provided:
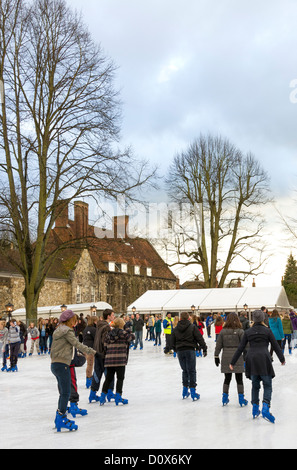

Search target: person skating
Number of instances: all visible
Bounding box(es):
[172,311,207,401]
[214,312,248,407]
[230,310,285,423]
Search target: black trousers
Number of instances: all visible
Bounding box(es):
[223,372,244,394]
[102,366,126,395]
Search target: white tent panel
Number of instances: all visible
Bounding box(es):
[127,289,177,313]
[238,286,291,310]
[162,289,213,311]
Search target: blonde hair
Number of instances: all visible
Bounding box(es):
[114,317,125,329]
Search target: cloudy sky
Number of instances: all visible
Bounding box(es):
[67,0,297,288]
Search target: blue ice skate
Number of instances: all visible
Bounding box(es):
[67,402,88,418]
[55,411,78,432]
[222,393,229,406]
[262,403,275,423]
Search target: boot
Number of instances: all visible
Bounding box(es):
[67,402,88,418]
[1,365,7,372]
[238,393,248,407]
[252,403,260,419]
[107,389,116,402]
[182,386,190,399]
[89,390,100,403]
[99,392,107,406]
[55,411,78,432]
[262,402,275,423]
[115,392,128,405]
[222,393,229,406]
[190,387,200,401]
[11,365,18,372]
[86,377,92,389]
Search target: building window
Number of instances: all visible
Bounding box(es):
[76,285,81,303]
[108,262,115,272]
[91,286,96,303]
[134,265,140,275]
[147,267,152,277]
[121,263,128,273]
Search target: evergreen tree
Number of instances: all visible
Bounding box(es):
[282,253,297,307]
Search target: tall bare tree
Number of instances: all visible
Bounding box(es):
[0,0,155,321]
[164,134,270,288]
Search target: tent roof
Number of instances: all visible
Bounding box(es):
[127,286,292,314]
[12,301,112,318]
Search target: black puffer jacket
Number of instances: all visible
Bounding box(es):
[231,323,285,379]
[172,320,207,353]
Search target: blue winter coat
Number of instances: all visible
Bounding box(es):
[268,317,284,341]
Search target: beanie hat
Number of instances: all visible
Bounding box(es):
[59,309,75,323]
[252,309,265,323]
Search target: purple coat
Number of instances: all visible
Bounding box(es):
[289,313,297,331]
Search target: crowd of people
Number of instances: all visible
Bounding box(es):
[1,305,296,431]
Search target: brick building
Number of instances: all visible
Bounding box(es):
[0,201,177,314]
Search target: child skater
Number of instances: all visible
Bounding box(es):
[50,310,96,432]
[214,312,248,407]
[7,319,21,372]
[0,320,8,371]
[27,322,40,356]
[230,310,285,423]
[99,317,135,406]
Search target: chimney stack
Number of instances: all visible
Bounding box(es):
[74,201,89,239]
[113,215,129,239]
[55,200,69,228]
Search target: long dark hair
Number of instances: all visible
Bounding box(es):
[223,313,242,330]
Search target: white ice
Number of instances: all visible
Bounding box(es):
[1,328,297,450]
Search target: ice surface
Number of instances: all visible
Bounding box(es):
[1,327,297,450]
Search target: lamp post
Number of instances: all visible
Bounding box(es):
[90,305,97,315]
[243,303,251,323]
[5,302,14,323]
[60,304,67,312]
[191,305,195,314]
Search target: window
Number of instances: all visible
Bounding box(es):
[147,267,152,277]
[134,265,140,275]
[76,285,81,303]
[108,262,115,272]
[121,263,128,273]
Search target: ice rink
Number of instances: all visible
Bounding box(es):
[1,329,297,450]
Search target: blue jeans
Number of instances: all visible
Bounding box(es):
[134,330,143,349]
[251,375,272,406]
[51,363,71,414]
[177,350,197,388]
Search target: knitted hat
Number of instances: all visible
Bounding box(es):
[59,309,75,323]
[252,309,265,323]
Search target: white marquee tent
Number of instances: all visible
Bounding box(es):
[127,286,292,316]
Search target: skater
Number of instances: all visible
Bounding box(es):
[7,319,21,372]
[172,311,207,401]
[214,315,224,341]
[50,310,96,432]
[89,308,115,403]
[205,313,213,338]
[289,310,297,348]
[38,319,49,354]
[99,317,135,406]
[83,315,98,388]
[163,312,173,354]
[214,312,248,407]
[133,313,144,350]
[230,309,285,423]
[268,309,284,358]
[27,322,40,355]
[281,312,293,354]
[68,349,88,418]
[154,315,162,346]
[0,320,8,371]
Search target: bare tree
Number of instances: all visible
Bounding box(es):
[164,134,270,288]
[0,0,155,321]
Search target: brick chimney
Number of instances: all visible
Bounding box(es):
[113,215,129,239]
[74,201,89,239]
[55,200,69,228]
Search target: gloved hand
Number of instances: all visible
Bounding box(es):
[215,356,220,367]
[203,349,207,357]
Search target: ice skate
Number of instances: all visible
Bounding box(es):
[262,403,275,423]
[99,392,107,406]
[238,393,248,407]
[107,389,116,402]
[182,386,190,399]
[86,377,92,389]
[54,411,78,432]
[89,390,100,403]
[252,404,260,419]
[115,393,128,405]
[67,402,88,417]
[190,387,200,401]
[222,393,229,406]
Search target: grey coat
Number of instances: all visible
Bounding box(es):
[214,328,245,374]
[51,324,96,366]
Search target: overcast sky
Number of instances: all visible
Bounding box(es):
[67,0,297,289]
